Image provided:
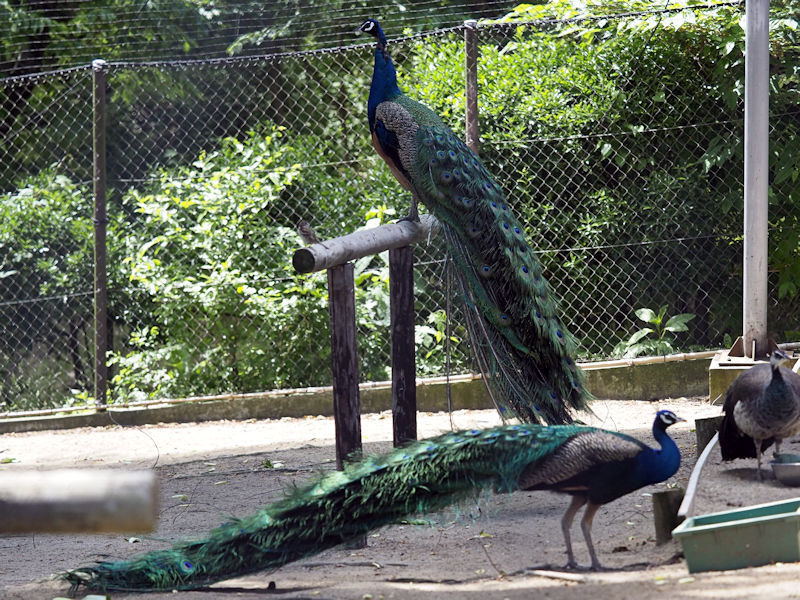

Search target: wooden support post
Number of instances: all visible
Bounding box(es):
[0,469,157,533]
[390,245,417,447]
[327,263,362,470]
[328,263,366,549]
[653,488,685,545]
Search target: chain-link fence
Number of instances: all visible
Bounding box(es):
[2,3,800,413]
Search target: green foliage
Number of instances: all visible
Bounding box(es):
[613,305,696,358]
[109,126,455,402]
[5,0,800,409]
[110,126,325,401]
[402,0,800,354]
[0,171,94,408]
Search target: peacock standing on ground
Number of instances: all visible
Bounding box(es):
[355,18,589,425]
[65,410,683,591]
[719,348,800,480]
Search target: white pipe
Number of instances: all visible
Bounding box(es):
[742,0,770,358]
[677,431,719,520]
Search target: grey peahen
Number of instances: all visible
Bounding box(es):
[356,18,589,425]
[719,348,800,480]
[65,410,683,591]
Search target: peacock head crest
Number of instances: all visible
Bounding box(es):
[770,348,790,367]
[357,19,388,52]
[655,409,684,430]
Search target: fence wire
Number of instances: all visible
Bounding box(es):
[2,4,799,412]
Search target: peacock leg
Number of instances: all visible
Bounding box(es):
[754,439,763,481]
[561,495,587,568]
[397,193,420,223]
[580,502,605,571]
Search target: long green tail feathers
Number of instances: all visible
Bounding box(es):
[412,125,589,424]
[66,423,585,592]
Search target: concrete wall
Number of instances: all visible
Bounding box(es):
[0,358,711,434]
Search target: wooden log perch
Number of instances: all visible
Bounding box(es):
[0,469,158,533]
[292,214,440,273]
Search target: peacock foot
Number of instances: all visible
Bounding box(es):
[397,203,420,223]
[562,558,612,572]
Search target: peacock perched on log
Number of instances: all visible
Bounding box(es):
[719,348,800,480]
[66,410,683,591]
[356,19,589,425]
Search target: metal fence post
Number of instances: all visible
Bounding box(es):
[742,0,770,359]
[92,59,108,409]
[464,19,480,155]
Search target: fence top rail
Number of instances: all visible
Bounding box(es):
[1,0,743,86]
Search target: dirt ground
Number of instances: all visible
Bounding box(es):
[3,398,800,599]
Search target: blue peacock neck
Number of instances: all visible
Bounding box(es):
[648,418,681,482]
[367,47,402,131]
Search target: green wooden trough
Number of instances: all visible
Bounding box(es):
[672,498,800,573]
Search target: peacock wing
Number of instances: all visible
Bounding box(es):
[517,430,643,490]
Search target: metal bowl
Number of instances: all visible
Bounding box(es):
[771,460,800,486]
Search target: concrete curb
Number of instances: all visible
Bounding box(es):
[0,358,711,434]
